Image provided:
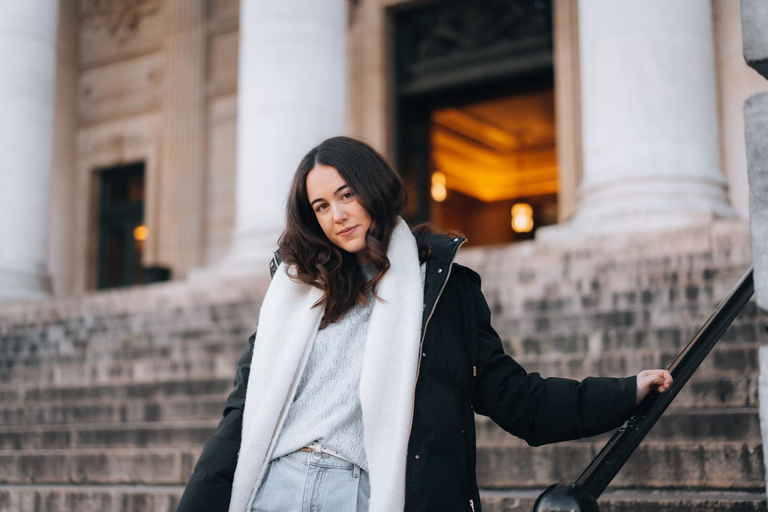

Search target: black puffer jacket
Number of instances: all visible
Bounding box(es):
[177,233,636,512]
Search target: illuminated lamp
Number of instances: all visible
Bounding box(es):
[431,171,447,202]
[134,225,149,241]
[511,203,534,233]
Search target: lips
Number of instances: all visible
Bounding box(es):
[339,226,357,236]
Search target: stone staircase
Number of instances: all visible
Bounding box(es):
[0,221,765,511]
[0,276,267,512]
[462,222,768,511]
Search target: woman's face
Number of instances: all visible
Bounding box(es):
[306,164,372,259]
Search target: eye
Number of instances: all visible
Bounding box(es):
[342,191,354,200]
[315,203,328,212]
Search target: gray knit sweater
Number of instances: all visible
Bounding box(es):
[270,261,427,470]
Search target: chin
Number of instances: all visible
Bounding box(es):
[340,242,365,255]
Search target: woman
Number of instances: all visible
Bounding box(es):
[177,136,672,512]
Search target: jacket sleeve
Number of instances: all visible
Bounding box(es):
[176,329,256,512]
[466,269,637,447]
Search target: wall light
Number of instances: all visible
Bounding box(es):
[134,225,149,241]
[431,171,447,202]
[511,203,533,233]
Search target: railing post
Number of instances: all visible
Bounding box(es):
[532,484,598,512]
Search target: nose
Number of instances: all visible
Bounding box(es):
[332,202,348,223]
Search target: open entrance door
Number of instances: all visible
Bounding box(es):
[392,0,556,245]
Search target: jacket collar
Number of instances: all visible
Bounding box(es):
[416,232,468,332]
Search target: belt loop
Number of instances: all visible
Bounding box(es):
[353,463,361,478]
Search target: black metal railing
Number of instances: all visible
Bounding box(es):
[532,266,755,512]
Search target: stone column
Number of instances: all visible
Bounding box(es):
[742,0,768,496]
[156,0,206,279]
[571,0,735,232]
[0,0,58,300]
[48,0,79,297]
[743,0,768,311]
[227,0,348,270]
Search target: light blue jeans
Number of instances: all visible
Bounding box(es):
[250,449,370,512]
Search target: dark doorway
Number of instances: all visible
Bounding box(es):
[392,0,557,245]
[96,162,146,290]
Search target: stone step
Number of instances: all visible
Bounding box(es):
[0,406,759,451]
[514,343,761,379]
[0,484,183,512]
[476,441,764,489]
[12,326,759,389]
[1,348,245,387]
[0,485,763,512]
[3,314,761,386]
[0,344,759,402]
[0,421,216,450]
[1,441,760,488]
[505,312,764,357]
[0,376,231,403]
[479,488,768,512]
[671,374,757,408]
[476,407,761,445]
[0,374,756,427]
[9,335,246,363]
[0,340,756,404]
[0,448,198,485]
[0,394,226,425]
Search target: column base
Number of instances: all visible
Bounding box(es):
[188,226,282,282]
[543,210,724,239]
[548,175,739,239]
[0,264,53,301]
[536,210,738,248]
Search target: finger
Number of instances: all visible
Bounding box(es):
[654,370,672,389]
[648,369,674,387]
[658,372,673,392]
[647,374,668,393]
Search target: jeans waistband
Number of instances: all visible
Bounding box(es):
[301,440,354,464]
[285,446,364,478]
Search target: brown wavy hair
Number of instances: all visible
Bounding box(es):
[277,136,463,329]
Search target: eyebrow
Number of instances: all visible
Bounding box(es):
[309,184,350,207]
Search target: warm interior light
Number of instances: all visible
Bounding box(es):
[431,171,447,202]
[511,203,534,233]
[134,225,149,241]
[430,89,558,203]
[431,183,447,202]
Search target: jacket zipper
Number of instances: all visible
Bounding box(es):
[403,238,467,505]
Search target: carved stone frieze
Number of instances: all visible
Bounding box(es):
[79,53,164,125]
[80,0,160,46]
[78,114,159,160]
[394,0,553,95]
[399,0,552,65]
[347,0,361,26]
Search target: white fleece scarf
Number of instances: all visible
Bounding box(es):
[228,216,424,512]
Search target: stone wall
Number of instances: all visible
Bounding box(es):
[51,0,242,295]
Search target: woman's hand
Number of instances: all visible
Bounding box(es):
[636,369,674,406]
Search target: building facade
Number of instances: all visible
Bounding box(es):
[0,0,764,299]
[0,1,767,510]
